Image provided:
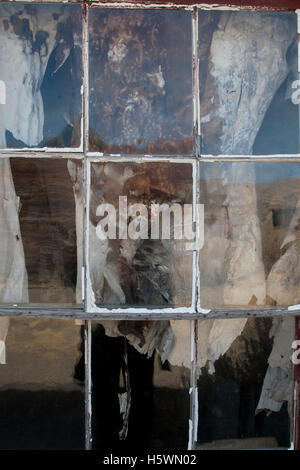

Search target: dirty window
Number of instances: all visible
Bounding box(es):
[88,161,194,310]
[196,317,294,449]
[0,3,82,150]
[0,317,85,449]
[198,10,299,156]
[0,158,82,306]
[87,319,191,450]
[88,9,194,155]
[199,161,300,309]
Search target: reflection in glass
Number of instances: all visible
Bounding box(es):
[0,318,84,449]
[81,320,190,450]
[0,3,82,149]
[198,11,299,155]
[89,9,193,154]
[88,162,194,309]
[196,317,293,449]
[199,162,300,308]
[0,158,82,305]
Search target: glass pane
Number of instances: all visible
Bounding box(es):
[0,317,84,449]
[196,317,294,449]
[88,161,194,309]
[198,11,299,155]
[89,9,193,155]
[199,161,300,308]
[82,319,190,450]
[0,157,83,305]
[0,3,82,149]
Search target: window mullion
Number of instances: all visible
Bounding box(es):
[81,3,93,451]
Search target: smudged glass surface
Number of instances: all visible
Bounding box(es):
[0,3,82,149]
[199,162,300,308]
[89,162,194,309]
[196,317,293,449]
[0,317,84,449]
[198,11,299,155]
[89,9,193,155]
[87,320,190,450]
[0,158,82,305]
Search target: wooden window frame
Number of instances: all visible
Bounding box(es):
[0,0,299,451]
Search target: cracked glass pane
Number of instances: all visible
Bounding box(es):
[199,161,300,309]
[0,3,82,149]
[88,161,194,309]
[89,9,193,155]
[80,319,191,450]
[198,10,299,155]
[0,317,84,450]
[196,317,294,449]
[0,157,82,306]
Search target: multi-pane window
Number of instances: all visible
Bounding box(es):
[0,1,299,451]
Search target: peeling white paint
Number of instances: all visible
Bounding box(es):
[188,418,193,450]
[0,145,83,154]
[91,2,193,11]
[192,7,201,139]
[190,321,194,362]
[86,152,105,157]
[81,266,85,302]
[191,160,198,310]
[89,3,270,12]
[194,386,198,443]
[87,156,195,163]
[201,153,300,159]
[0,80,6,105]
[288,304,300,311]
[197,307,211,314]
[87,305,196,315]
[0,317,9,364]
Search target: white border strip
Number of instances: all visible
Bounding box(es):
[84,320,93,450]
[201,153,300,159]
[88,2,286,12]
[297,10,300,77]
[191,159,198,311]
[192,7,201,142]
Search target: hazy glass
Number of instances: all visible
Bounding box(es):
[89,9,193,155]
[0,158,82,305]
[198,11,299,155]
[88,161,194,309]
[89,319,191,450]
[199,161,300,308]
[0,3,82,149]
[196,317,293,449]
[0,317,84,449]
